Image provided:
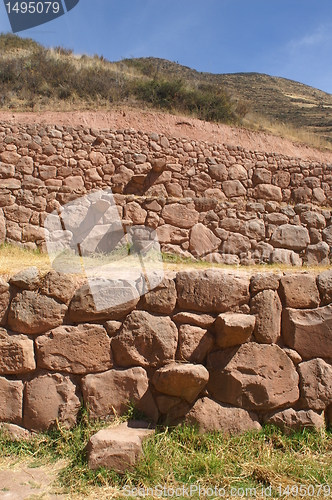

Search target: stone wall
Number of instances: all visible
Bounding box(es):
[0,122,332,265]
[1,267,332,435]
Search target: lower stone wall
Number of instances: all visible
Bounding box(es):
[1,267,332,434]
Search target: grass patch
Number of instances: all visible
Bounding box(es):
[1,412,332,499]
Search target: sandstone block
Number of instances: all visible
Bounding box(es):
[40,270,76,304]
[9,267,39,290]
[317,270,332,305]
[161,204,199,229]
[112,311,178,368]
[270,224,310,251]
[252,168,272,185]
[176,270,250,313]
[279,273,320,309]
[306,242,330,266]
[207,343,299,411]
[298,358,332,411]
[0,377,23,425]
[82,367,158,421]
[189,223,221,257]
[251,290,282,344]
[152,363,209,403]
[282,304,332,359]
[124,202,147,225]
[23,373,80,431]
[0,423,33,441]
[215,313,255,348]
[185,398,261,434]
[220,233,251,255]
[0,328,35,374]
[264,408,324,434]
[172,312,216,328]
[178,324,214,363]
[250,273,281,294]
[209,164,228,181]
[300,211,326,229]
[87,421,155,472]
[0,289,10,326]
[254,184,282,202]
[8,291,67,335]
[204,253,240,265]
[35,324,112,374]
[222,180,246,198]
[69,280,139,322]
[142,278,177,314]
[156,224,189,244]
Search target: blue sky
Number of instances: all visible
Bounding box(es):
[1,0,332,93]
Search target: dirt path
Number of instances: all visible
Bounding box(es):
[1,108,332,163]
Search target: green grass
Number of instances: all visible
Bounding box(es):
[1,408,332,499]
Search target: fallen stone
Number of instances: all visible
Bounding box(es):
[177,325,214,363]
[0,423,34,441]
[112,311,178,368]
[0,328,35,374]
[282,304,332,359]
[185,398,261,434]
[87,421,155,472]
[207,343,299,411]
[82,367,158,421]
[317,270,332,305]
[279,274,320,309]
[264,408,325,434]
[8,291,67,334]
[142,278,177,314]
[69,280,139,322]
[270,224,310,251]
[0,377,23,425]
[152,363,209,403]
[23,373,80,431]
[215,313,255,348]
[298,358,332,411]
[189,223,221,257]
[176,270,250,313]
[35,324,112,374]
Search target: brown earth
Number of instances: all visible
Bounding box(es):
[1,108,332,163]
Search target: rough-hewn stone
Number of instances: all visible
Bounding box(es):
[141,278,177,314]
[279,273,320,309]
[270,224,310,251]
[251,290,282,344]
[207,343,299,411]
[0,328,35,374]
[298,358,332,411]
[215,313,255,348]
[152,363,209,403]
[112,311,178,368]
[185,398,261,434]
[176,270,250,313]
[9,267,39,290]
[250,273,281,294]
[282,304,332,359]
[0,377,23,425]
[177,325,214,363]
[189,223,221,257]
[35,324,112,374]
[23,373,80,431]
[161,204,199,229]
[82,367,158,421]
[8,291,67,335]
[264,408,324,434]
[172,312,216,328]
[317,270,332,305]
[40,270,76,304]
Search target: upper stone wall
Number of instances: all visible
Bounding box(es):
[0,122,332,265]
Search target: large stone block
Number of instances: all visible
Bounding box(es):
[222,180,246,198]
[270,224,310,251]
[156,224,189,244]
[250,273,281,295]
[35,324,112,374]
[23,373,80,431]
[176,270,250,313]
[298,358,332,411]
[87,421,155,472]
[282,304,332,359]
[220,233,251,255]
[254,184,282,202]
[215,313,255,348]
[0,377,23,425]
[317,270,332,305]
[8,291,67,334]
[0,328,35,374]
[69,281,140,322]
[112,311,178,368]
[82,367,158,422]
[161,203,199,229]
[177,324,214,363]
[40,270,76,304]
[189,223,221,257]
[306,242,330,266]
[279,274,320,309]
[251,290,282,344]
[207,343,299,411]
[264,408,325,434]
[141,278,177,315]
[152,363,209,403]
[185,398,261,434]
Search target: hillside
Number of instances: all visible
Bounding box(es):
[1,33,332,151]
